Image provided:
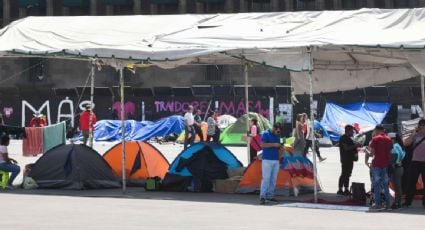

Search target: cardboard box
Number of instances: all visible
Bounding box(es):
[214,178,241,194]
[227,167,246,178]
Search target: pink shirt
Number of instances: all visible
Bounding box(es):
[412,133,425,162]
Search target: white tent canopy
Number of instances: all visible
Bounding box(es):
[1,8,425,93]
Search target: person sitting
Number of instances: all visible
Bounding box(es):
[0,135,20,188]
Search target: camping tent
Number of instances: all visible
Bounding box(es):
[236,153,319,196]
[218,115,237,129]
[162,142,243,192]
[93,116,184,141]
[321,102,391,141]
[177,122,208,143]
[220,112,272,145]
[103,141,169,185]
[28,144,120,189]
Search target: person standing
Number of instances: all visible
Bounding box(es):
[248,118,261,163]
[29,113,47,127]
[193,109,204,142]
[184,106,195,150]
[387,133,405,210]
[206,111,218,142]
[403,118,425,208]
[338,125,359,196]
[259,123,282,205]
[292,114,306,155]
[368,125,393,210]
[302,113,326,162]
[79,105,97,146]
[0,135,20,187]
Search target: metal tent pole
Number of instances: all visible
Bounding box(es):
[308,48,318,203]
[244,62,250,165]
[89,59,95,148]
[421,75,425,118]
[119,67,127,193]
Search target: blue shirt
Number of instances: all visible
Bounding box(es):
[261,130,280,160]
[391,143,405,165]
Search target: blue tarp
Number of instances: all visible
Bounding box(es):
[320,102,391,141]
[314,120,330,138]
[82,115,184,141]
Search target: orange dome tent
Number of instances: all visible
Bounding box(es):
[103,141,169,184]
[236,155,319,196]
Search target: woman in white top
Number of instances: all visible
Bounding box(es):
[0,135,20,186]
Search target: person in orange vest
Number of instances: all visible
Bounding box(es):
[79,105,97,145]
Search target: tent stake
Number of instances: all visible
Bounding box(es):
[120,67,127,193]
[308,48,318,203]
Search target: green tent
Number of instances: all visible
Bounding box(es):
[219,112,272,146]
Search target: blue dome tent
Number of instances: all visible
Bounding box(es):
[162,142,242,192]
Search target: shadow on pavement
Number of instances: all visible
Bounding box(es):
[1,188,424,214]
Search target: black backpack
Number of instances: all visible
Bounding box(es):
[350,182,367,205]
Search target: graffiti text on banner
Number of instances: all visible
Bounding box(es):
[154,99,269,118]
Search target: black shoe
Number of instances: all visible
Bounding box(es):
[260,198,266,205]
[267,198,279,203]
[343,190,351,196]
[337,190,344,195]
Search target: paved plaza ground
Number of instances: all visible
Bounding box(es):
[1,140,424,229]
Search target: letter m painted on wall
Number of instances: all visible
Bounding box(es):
[22,100,51,127]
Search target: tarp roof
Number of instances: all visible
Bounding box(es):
[1,8,425,93]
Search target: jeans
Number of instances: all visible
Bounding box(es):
[338,161,353,190]
[260,160,280,199]
[184,125,195,150]
[371,167,391,205]
[405,161,425,205]
[0,162,21,185]
[391,166,404,205]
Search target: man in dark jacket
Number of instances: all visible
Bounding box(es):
[338,125,359,195]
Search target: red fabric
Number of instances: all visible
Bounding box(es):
[23,127,43,156]
[370,134,392,168]
[29,118,47,127]
[79,111,97,131]
[250,135,262,152]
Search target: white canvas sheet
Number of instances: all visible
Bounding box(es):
[0,8,425,92]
